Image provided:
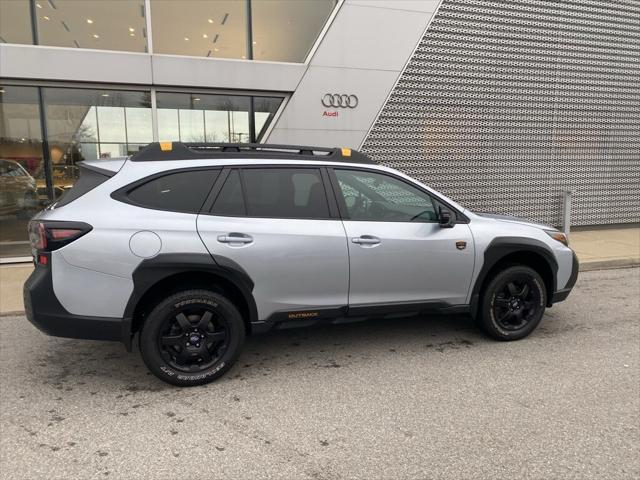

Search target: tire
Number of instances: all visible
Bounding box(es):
[139,289,245,387]
[479,265,547,341]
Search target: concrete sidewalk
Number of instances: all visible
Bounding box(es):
[1,226,638,316]
[570,226,640,271]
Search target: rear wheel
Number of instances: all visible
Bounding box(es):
[139,289,245,386]
[479,265,546,341]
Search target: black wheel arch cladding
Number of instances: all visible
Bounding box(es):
[470,237,558,317]
[124,253,258,339]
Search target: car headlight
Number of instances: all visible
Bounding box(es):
[545,230,568,246]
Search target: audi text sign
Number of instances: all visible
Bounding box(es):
[322,93,358,118]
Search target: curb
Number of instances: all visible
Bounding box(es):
[0,310,26,317]
[578,257,640,272]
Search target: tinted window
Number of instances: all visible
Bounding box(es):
[243,168,329,218]
[127,169,218,213]
[335,169,437,222]
[211,170,245,216]
[56,165,111,208]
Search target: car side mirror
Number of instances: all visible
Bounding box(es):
[439,207,454,228]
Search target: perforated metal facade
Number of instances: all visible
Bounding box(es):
[362,0,640,226]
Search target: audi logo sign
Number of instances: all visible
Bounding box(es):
[321,93,358,108]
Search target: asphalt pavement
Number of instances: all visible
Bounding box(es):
[1,268,638,479]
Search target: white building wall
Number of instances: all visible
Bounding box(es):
[266,0,442,148]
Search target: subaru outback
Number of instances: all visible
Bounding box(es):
[24,142,578,386]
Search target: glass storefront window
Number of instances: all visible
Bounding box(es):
[0,85,44,258]
[43,87,152,197]
[2,0,338,62]
[126,108,153,143]
[0,0,32,45]
[156,92,282,143]
[34,0,147,52]
[157,92,248,142]
[150,0,246,59]
[251,0,336,62]
[180,110,206,142]
[0,85,282,259]
[253,96,282,141]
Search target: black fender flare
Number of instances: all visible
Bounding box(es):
[469,237,558,318]
[122,253,258,349]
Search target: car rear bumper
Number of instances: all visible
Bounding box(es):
[24,262,127,343]
[551,251,579,304]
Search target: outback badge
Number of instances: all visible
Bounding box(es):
[456,241,467,250]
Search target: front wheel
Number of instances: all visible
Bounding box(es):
[139,289,245,386]
[479,265,547,341]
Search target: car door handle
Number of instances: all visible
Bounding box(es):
[352,235,381,246]
[217,233,253,244]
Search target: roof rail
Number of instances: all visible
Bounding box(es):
[129,142,375,164]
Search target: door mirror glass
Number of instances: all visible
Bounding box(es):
[438,207,454,228]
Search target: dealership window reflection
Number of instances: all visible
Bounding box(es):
[0,0,32,45]
[43,88,152,199]
[34,0,147,52]
[156,93,282,143]
[251,0,337,62]
[0,86,44,258]
[150,0,246,59]
[150,0,337,62]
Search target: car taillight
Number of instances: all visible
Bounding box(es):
[49,228,84,241]
[28,221,92,262]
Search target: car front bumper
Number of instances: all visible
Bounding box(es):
[551,251,579,304]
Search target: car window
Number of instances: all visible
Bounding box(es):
[211,170,245,216]
[127,169,218,213]
[242,168,330,219]
[334,169,438,222]
[0,161,25,177]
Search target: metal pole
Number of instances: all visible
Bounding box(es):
[29,0,39,44]
[150,89,158,141]
[246,0,256,142]
[37,88,54,202]
[562,189,573,239]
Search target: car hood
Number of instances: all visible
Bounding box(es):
[475,212,554,230]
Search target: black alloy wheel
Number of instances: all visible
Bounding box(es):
[491,276,541,331]
[480,265,547,341]
[140,289,245,386]
[159,307,229,372]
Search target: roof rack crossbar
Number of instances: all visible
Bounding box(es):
[129,142,375,164]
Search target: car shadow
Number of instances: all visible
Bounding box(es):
[28,313,489,391]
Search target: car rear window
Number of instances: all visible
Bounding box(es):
[210,168,330,219]
[55,165,112,208]
[210,170,245,216]
[126,169,219,214]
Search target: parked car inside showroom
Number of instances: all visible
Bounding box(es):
[0,159,38,218]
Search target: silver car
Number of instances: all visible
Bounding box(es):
[24,142,578,386]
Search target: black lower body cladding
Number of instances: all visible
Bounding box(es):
[24,262,126,342]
